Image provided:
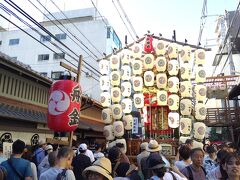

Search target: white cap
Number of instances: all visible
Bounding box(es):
[45,145,53,151]
[79,143,87,151]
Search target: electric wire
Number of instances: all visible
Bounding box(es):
[90,0,109,26]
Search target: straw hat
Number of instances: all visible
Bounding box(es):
[146,140,162,152]
[83,157,113,180]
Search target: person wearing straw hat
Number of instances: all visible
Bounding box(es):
[83,157,113,180]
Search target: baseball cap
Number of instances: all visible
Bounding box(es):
[79,143,87,151]
[45,145,53,151]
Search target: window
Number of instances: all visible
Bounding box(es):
[53,53,65,60]
[107,27,111,38]
[9,38,19,45]
[55,33,66,40]
[40,72,48,77]
[51,71,64,80]
[38,54,49,61]
[40,35,51,42]
[0,41,2,45]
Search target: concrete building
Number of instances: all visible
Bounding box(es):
[0,8,122,101]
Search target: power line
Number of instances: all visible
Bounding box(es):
[90,0,109,26]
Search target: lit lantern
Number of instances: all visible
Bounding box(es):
[194,103,206,121]
[121,98,133,114]
[157,90,168,106]
[180,63,191,80]
[48,80,81,132]
[110,71,120,86]
[168,76,179,93]
[108,141,116,149]
[113,121,124,137]
[100,91,111,107]
[155,56,167,72]
[123,114,133,130]
[133,93,144,109]
[194,49,206,65]
[168,112,180,128]
[132,76,143,92]
[193,122,206,140]
[155,40,166,56]
[111,104,123,120]
[99,59,110,75]
[111,87,121,103]
[180,117,192,135]
[195,66,206,83]
[121,65,131,81]
[168,43,178,59]
[144,71,155,87]
[100,76,110,91]
[168,59,179,76]
[180,98,192,116]
[194,85,207,102]
[192,140,204,149]
[121,49,130,65]
[143,54,154,69]
[103,125,114,141]
[131,43,142,59]
[101,108,112,124]
[180,81,192,98]
[180,46,191,63]
[179,136,191,144]
[131,60,143,75]
[115,138,127,154]
[156,73,167,89]
[168,94,179,111]
[121,81,131,97]
[110,55,120,70]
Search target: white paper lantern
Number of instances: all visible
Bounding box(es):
[121,65,131,81]
[179,136,191,144]
[143,54,154,69]
[121,81,131,97]
[102,108,112,124]
[121,49,130,65]
[156,73,168,89]
[180,81,192,98]
[168,59,179,76]
[108,141,116,149]
[131,60,143,75]
[131,43,142,59]
[110,71,120,86]
[193,122,206,140]
[121,98,132,114]
[194,103,206,121]
[144,71,155,87]
[168,112,180,128]
[168,43,178,59]
[155,40,166,56]
[194,49,206,65]
[115,138,127,154]
[192,140,204,149]
[100,92,111,107]
[168,76,179,93]
[195,66,206,83]
[111,87,121,103]
[99,59,110,75]
[113,121,124,137]
[132,76,143,92]
[180,117,192,135]
[111,104,123,120]
[155,56,167,72]
[100,75,110,91]
[157,90,168,106]
[103,125,114,141]
[194,85,207,102]
[123,114,133,130]
[180,98,192,116]
[168,94,179,111]
[110,55,120,70]
[180,63,191,80]
[180,46,191,63]
[133,93,144,109]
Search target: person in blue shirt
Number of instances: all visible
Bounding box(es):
[1,139,32,180]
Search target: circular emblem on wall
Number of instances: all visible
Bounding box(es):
[31,134,39,146]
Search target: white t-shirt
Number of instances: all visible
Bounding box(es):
[85,149,95,163]
[175,160,191,171]
[151,171,187,180]
[39,167,75,180]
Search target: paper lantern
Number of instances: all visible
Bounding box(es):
[180,63,191,80]
[194,85,207,102]
[180,81,192,98]
[180,98,192,116]
[168,112,180,128]
[100,91,111,107]
[168,76,179,93]
[121,49,130,65]
[144,71,155,87]
[192,140,204,149]
[121,81,131,97]
[168,59,179,76]
[194,103,206,121]
[193,122,206,140]
[110,71,120,86]
[195,66,206,83]
[47,80,81,132]
[99,59,110,75]
[155,40,166,56]
[113,121,124,137]
[111,87,121,103]
[121,65,131,81]
[131,60,143,75]
[103,125,115,141]
[144,34,154,53]
[156,73,167,89]
[180,117,192,135]
[115,138,127,154]
[157,90,168,106]
[101,108,112,124]
[168,43,178,59]
[155,56,167,72]
[123,114,133,130]
[131,43,142,59]
[143,54,154,69]
[180,46,191,63]
[168,94,179,111]
[110,55,120,70]
[132,76,143,92]
[108,141,116,149]
[179,136,191,144]
[133,93,144,109]
[111,104,123,120]
[194,49,206,65]
[100,75,110,91]
[121,98,132,114]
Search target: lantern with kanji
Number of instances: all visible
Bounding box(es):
[48,80,81,132]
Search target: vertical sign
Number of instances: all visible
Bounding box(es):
[3,142,12,159]
[132,117,139,134]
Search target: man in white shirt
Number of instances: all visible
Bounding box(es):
[79,143,95,163]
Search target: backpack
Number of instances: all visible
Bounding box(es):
[186,166,206,180]
[56,169,67,180]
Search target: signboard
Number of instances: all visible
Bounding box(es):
[3,142,12,159]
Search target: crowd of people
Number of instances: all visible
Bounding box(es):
[0,138,239,180]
